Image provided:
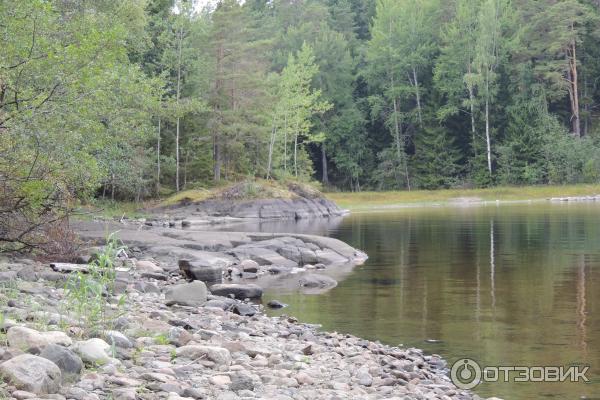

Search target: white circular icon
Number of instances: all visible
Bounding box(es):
[450,358,482,390]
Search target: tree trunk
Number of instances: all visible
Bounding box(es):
[293,120,299,178]
[213,140,221,181]
[321,144,329,185]
[391,74,410,190]
[175,24,183,192]
[412,67,423,127]
[213,41,223,182]
[156,117,161,196]
[467,64,477,156]
[485,94,492,175]
[283,113,288,173]
[183,149,188,189]
[568,37,581,138]
[267,124,276,179]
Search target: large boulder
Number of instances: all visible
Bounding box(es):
[7,326,72,352]
[0,354,61,394]
[178,260,223,283]
[209,283,263,300]
[39,344,83,377]
[165,281,208,307]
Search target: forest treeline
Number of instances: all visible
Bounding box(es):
[3,0,600,246]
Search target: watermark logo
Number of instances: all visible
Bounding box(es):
[450,358,590,390]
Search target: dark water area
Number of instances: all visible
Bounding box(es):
[210,203,600,399]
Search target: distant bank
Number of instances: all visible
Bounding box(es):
[327,184,600,211]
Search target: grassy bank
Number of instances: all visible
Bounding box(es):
[327,184,600,211]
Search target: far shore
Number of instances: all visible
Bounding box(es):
[327,184,600,212]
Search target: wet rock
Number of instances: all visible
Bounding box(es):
[209,283,263,300]
[39,344,83,377]
[0,354,61,394]
[7,326,72,352]
[266,300,285,309]
[165,281,208,307]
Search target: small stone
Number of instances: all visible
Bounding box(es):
[0,354,61,394]
[357,369,373,386]
[295,372,314,385]
[168,326,192,347]
[301,345,313,355]
[210,375,231,386]
[72,338,112,365]
[175,345,231,366]
[229,372,254,392]
[103,331,133,348]
[182,388,207,399]
[112,388,137,400]
[133,281,161,294]
[135,260,163,273]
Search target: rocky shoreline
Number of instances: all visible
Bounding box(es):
[0,220,489,400]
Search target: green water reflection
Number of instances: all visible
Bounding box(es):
[263,203,600,399]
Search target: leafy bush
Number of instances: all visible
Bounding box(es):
[62,233,127,337]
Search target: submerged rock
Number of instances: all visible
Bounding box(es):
[298,274,338,290]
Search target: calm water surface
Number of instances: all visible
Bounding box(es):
[216,203,600,399]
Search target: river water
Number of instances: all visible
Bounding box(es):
[216,202,600,399]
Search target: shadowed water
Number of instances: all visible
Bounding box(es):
[213,202,600,399]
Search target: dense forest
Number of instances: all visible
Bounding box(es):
[4,0,600,244]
